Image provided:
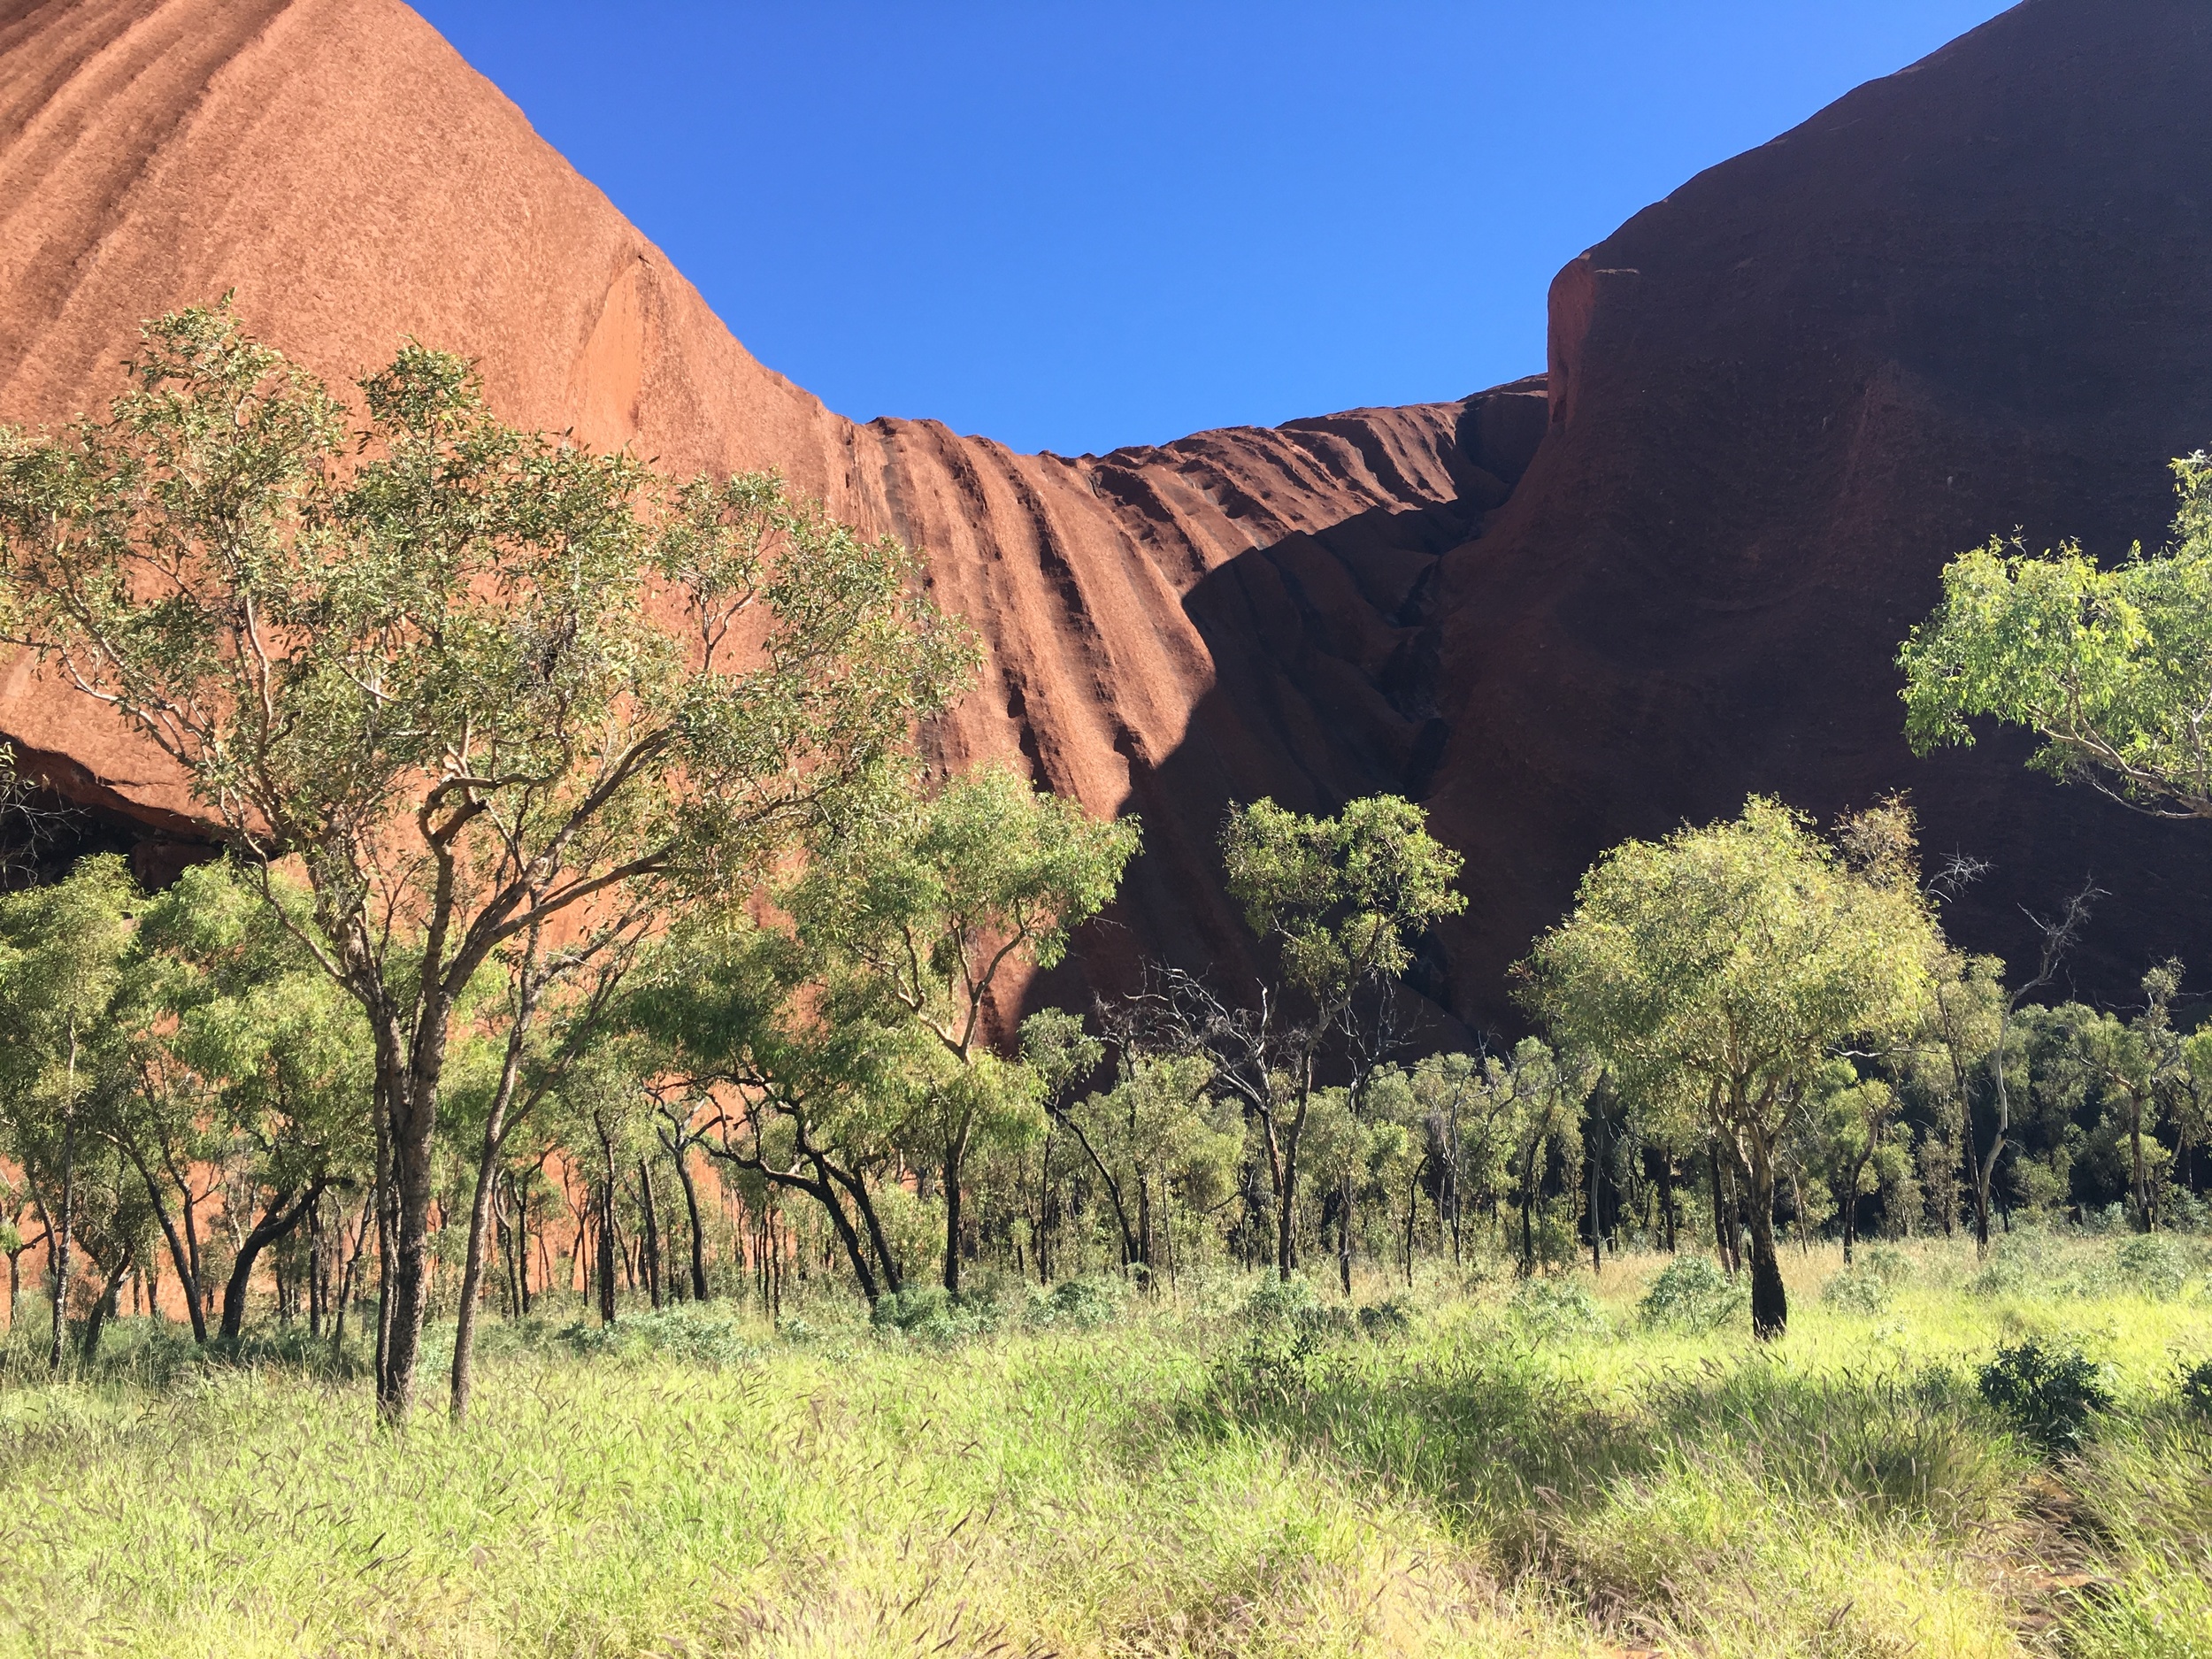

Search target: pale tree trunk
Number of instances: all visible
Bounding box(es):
[49,1129,74,1368]
[450,974,539,1420]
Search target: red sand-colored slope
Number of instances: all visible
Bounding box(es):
[4,0,2208,1030]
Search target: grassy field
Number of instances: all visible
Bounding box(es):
[0,1233,2207,1657]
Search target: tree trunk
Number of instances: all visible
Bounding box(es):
[450,983,537,1420]
[941,1112,972,1294]
[1962,1089,1992,1254]
[665,1135,709,1301]
[1738,1144,1788,1339]
[373,1064,396,1397]
[636,1160,663,1310]
[332,1194,373,1363]
[1336,1171,1353,1295]
[78,1243,132,1365]
[48,1111,74,1371]
[2130,1100,2152,1230]
[1274,1082,1311,1281]
[124,1138,206,1344]
[376,1058,441,1421]
[221,1181,327,1341]
[1709,1141,1738,1272]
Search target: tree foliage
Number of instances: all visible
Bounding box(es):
[1901,451,2212,818]
[1522,796,1941,1335]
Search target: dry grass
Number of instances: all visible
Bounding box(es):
[0,1231,2204,1656]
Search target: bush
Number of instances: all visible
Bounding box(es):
[2115,1233,2192,1301]
[1977,1336,2113,1452]
[1027,1274,1123,1331]
[1242,1275,1320,1326]
[870,1286,1002,1345]
[1824,1249,1909,1314]
[559,1302,761,1367]
[2181,1356,2212,1420]
[1824,1266,1893,1315]
[1509,1274,1608,1340]
[1355,1297,1414,1339]
[1640,1255,1748,1331]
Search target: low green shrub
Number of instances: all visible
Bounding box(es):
[1509,1274,1608,1340]
[1027,1274,1124,1331]
[2115,1233,2193,1302]
[559,1302,762,1367]
[869,1286,1002,1345]
[1977,1336,2113,1452]
[1824,1250,1908,1314]
[1356,1296,1417,1339]
[2180,1356,2212,1420]
[1640,1255,1747,1331]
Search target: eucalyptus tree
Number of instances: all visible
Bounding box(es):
[0,304,969,1417]
[1193,794,1464,1280]
[619,910,922,1304]
[1477,1038,1592,1279]
[1524,797,1939,1336]
[1901,450,2212,820]
[787,764,1138,1294]
[1804,1065,1902,1263]
[1056,1047,1235,1282]
[0,856,136,1367]
[131,862,372,1340]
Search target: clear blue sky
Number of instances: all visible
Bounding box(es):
[412,2,2014,457]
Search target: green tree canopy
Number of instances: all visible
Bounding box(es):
[789,764,1139,1293]
[1901,451,2212,818]
[0,303,972,1417]
[1521,796,1940,1336]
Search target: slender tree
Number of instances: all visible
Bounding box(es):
[788,764,1138,1294]
[1201,794,1464,1280]
[0,304,969,1418]
[1523,797,1939,1336]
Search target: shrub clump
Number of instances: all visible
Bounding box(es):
[1026,1274,1124,1331]
[560,1303,762,1367]
[2180,1356,2212,1420]
[1509,1274,1608,1340]
[1640,1255,1748,1331]
[870,1286,1002,1345]
[1356,1296,1417,1340]
[1824,1245,1912,1315]
[2114,1233,2192,1302]
[1977,1336,2113,1452]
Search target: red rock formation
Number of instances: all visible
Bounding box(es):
[7,0,2207,1030]
[0,0,1535,1027]
[1427,0,2212,1023]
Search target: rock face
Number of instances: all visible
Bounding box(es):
[0,0,1540,1023]
[1423,0,2212,1023]
[3,0,2209,1027]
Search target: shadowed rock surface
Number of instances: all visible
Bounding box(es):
[1421,0,2212,1025]
[3,0,2208,1025]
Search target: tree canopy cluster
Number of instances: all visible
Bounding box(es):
[2,309,2208,1403]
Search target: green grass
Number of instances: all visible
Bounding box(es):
[0,1233,2207,1656]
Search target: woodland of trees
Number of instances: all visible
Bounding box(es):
[2,308,2210,1415]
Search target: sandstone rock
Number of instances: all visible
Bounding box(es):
[4,0,2208,1032]
[1426,0,2212,1024]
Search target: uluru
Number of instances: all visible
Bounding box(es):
[2,0,2208,1021]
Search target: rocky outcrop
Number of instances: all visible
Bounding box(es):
[1422,0,2212,1022]
[0,0,1536,1021]
[4,0,2208,1026]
